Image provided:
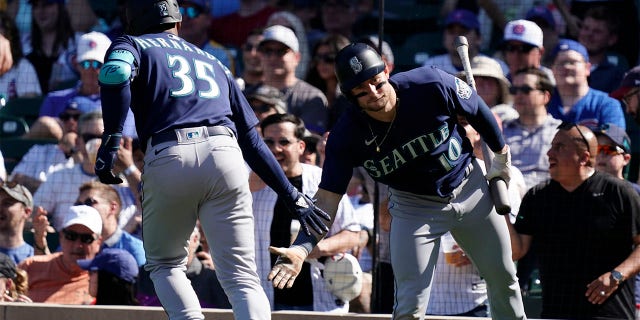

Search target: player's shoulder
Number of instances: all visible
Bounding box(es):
[390,65,450,90]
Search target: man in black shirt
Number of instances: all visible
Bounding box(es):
[506,123,640,319]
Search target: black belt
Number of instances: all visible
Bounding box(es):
[151,126,232,147]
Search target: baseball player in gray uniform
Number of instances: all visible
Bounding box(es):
[93,1,329,319]
[268,43,526,319]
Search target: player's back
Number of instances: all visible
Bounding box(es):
[111,32,237,144]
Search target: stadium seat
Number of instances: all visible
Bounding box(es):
[0,137,57,175]
[0,114,29,138]
[0,96,45,126]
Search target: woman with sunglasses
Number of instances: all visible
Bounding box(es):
[305,34,350,128]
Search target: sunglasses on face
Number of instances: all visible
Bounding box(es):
[263,138,296,148]
[62,229,97,244]
[509,85,540,95]
[59,112,81,121]
[79,60,103,70]
[242,43,259,52]
[504,44,535,53]
[314,53,336,63]
[251,103,275,113]
[259,47,290,57]
[557,122,590,150]
[179,6,202,19]
[81,133,102,142]
[597,145,625,156]
[74,197,99,207]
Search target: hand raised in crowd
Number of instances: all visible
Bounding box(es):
[0,34,13,76]
[268,246,308,289]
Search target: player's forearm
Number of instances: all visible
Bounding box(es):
[310,230,360,258]
[99,85,131,134]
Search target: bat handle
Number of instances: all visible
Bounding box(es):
[490,178,511,215]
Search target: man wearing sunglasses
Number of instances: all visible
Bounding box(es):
[259,25,329,134]
[547,39,625,130]
[502,19,555,85]
[19,205,102,304]
[506,123,640,319]
[38,31,110,118]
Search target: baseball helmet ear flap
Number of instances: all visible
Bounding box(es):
[126,0,182,36]
[335,43,386,99]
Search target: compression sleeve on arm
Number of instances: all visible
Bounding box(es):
[464,98,505,152]
[238,127,297,197]
[98,49,135,134]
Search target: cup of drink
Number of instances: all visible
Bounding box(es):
[441,232,462,265]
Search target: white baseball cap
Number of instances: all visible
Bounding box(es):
[76,31,112,63]
[323,253,363,302]
[260,25,299,53]
[503,19,543,48]
[61,205,103,235]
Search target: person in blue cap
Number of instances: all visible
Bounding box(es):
[78,248,139,305]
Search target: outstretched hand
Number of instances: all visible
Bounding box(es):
[286,191,331,236]
[268,246,308,289]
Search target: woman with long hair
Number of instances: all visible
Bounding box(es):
[305,34,350,128]
[26,0,76,93]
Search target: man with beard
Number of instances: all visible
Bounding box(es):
[0,181,34,263]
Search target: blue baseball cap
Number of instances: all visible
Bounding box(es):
[445,9,480,32]
[552,39,589,62]
[591,123,631,153]
[526,5,556,29]
[78,248,139,283]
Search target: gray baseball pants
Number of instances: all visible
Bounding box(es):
[142,126,270,320]
[389,159,526,320]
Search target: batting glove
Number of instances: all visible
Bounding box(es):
[285,190,331,236]
[486,145,511,187]
[95,133,124,185]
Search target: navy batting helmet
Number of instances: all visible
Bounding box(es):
[335,43,386,95]
[126,0,182,36]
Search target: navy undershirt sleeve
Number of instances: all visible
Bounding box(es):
[238,127,296,198]
[100,83,131,135]
[464,98,505,152]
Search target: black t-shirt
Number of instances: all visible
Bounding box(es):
[271,175,313,307]
[515,171,640,319]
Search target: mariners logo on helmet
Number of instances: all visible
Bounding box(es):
[126,0,182,36]
[335,43,385,94]
[349,56,363,74]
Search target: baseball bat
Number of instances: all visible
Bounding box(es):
[454,36,511,215]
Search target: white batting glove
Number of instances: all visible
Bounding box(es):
[486,145,512,187]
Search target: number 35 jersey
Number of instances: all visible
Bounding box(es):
[100,32,258,148]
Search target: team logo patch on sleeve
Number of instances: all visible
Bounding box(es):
[454,77,472,100]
